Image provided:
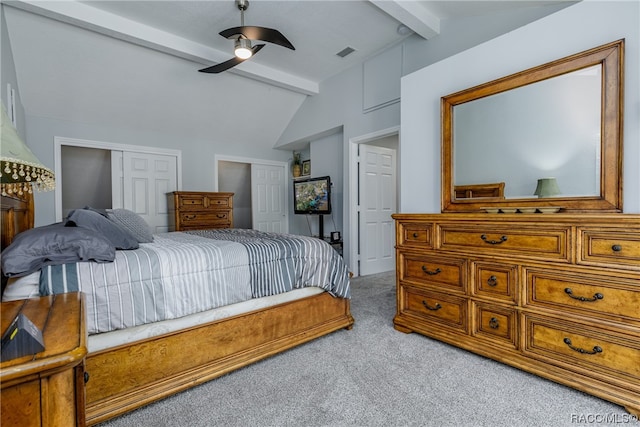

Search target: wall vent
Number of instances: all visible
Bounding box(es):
[336,47,356,58]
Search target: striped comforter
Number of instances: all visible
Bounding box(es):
[39,229,350,335]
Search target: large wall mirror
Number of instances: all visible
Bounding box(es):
[441,40,623,213]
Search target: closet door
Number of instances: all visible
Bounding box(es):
[111,151,124,210]
[120,152,177,233]
[56,138,181,227]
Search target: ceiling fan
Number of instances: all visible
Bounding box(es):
[198,0,295,74]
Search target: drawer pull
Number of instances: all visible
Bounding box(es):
[84,371,90,383]
[412,232,419,238]
[422,300,442,311]
[480,234,507,245]
[421,266,441,275]
[489,317,499,329]
[487,275,498,287]
[185,214,196,220]
[564,288,603,302]
[217,214,226,219]
[563,337,602,355]
[611,244,622,252]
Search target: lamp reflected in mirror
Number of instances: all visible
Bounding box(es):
[534,177,561,198]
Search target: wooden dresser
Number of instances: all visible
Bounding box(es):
[393,213,640,415]
[168,191,234,231]
[1,292,87,426]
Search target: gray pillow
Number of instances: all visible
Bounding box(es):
[1,223,115,277]
[107,209,154,243]
[82,205,109,218]
[67,209,139,250]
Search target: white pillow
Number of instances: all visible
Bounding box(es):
[2,272,41,301]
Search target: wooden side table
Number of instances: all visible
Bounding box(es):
[1,292,87,427]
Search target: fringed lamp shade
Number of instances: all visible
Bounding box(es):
[1,104,55,196]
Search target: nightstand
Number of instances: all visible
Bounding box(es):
[324,238,343,256]
[1,292,87,427]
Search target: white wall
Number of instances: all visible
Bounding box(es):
[0,7,26,139]
[401,0,640,214]
[310,133,344,239]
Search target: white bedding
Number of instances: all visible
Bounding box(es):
[3,271,40,300]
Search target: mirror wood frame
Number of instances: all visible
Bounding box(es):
[441,39,624,213]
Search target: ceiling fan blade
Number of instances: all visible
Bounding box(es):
[198,44,265,73]
[198,58,243,74]
[220,26,295,50]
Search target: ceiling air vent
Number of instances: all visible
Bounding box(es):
[336,47,356,58]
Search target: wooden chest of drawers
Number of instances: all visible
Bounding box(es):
[393,213,640,415]
[168,191,234,231]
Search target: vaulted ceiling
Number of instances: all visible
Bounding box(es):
[5,1,569,95]
[2,1,573,152]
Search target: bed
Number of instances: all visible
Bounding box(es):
[0,193,354,425]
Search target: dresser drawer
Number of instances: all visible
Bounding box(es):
[399,253,466,293]
[397,222,433,248]
[177,194,231,211]
[524,267,640,326]
[400,285,468,332]
[472,302,518,349]
[524,314,640,385]
[178,211,231,227]
[471,261,518,304]
[438,224,570,262]
[579,228,640,271]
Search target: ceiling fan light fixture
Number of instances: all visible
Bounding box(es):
[234,38,253,59]
[198,0,294,74]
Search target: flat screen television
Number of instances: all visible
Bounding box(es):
[293,176,332,215]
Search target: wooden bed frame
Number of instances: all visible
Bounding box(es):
[1,193,354,425]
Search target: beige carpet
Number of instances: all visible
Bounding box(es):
[99,271,632,427]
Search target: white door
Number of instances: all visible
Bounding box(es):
[121,151,178,233]
[251,163,288,233]
[111,151,124,209]
[359,145,396,275]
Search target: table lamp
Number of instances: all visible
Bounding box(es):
[533,177,561,198]
[1,104,55,196]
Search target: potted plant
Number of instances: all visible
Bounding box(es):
[292,152,302,177]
